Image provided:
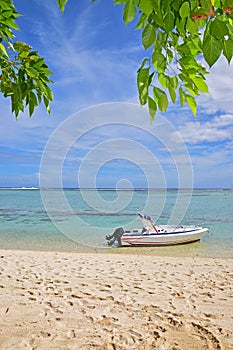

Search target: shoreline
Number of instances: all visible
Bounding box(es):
[0,249,232,349]
[0,241,232,259]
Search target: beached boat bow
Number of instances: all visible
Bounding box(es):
[106,213,208,247]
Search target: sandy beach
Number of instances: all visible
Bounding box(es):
[0,249,232,350]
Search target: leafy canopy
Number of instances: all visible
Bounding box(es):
[111,0,233,120]
[0,0,53,117]
[1,0,233,119]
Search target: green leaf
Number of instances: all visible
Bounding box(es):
[1,10,14,19]
[210,19,229,40]
[186,94,197,116]
[153,87,168,112]
[13,42,31,53]
[148,71,155,86]
[151,7,164,27]
[142,23,156,49]
[137,68,149,88]
[158,92,168,112]
[4,18,19,30]
[137,68,150,105]
[140,58,149,69]
[153,86,164,101]
[148,96,157,122]
[186,17,199,35]
[203,32,223,67]
[170,75,178,89]
[0,43,8,57]
[42,84,54,102]
[172,0,182,12]
[223,0,233,10]
[56,0,68,12]
[46,103,51,114]
[152,52,166,73]
[123,0,136,25]
[158,73,169,88]
[25,67,38,78]
[179,87,185,106]
[185,84,199,97]
[164,12,175,32]
[167,48,173,63]
[175,17,186,37]
[138,0,154,16]
[178,37,202,56]
[180,55,202,69]
[28,92,38,117]
[157,31,167,46]
[161,0,172,13]
[136,13,147,29]
[201,0,213,12]
[223,37,233,63]
[193,77,209,93]
[179,2,190,19]
[168,85,176,103]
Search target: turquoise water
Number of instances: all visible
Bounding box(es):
[0,189,232,258]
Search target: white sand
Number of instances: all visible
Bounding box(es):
[0,249,232,349]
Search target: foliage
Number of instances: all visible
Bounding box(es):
[111,0,233,120]
[1,0,233,119]
[57,0,233,120]
[0,0,53,118]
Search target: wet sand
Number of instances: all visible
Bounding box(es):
[0,249,232,349]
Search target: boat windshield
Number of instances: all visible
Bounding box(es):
[138,213,158,233]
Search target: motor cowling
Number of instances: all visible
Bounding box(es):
[106,227,124,246]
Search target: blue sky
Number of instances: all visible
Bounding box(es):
[0,0,233,189]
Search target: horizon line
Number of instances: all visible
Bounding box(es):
[0,187,232,191]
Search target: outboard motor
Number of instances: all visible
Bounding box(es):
[106,227,124,247]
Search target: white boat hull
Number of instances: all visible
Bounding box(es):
[120,226,208,246]
[106,213,209,247]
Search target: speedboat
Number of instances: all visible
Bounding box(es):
[106,213,209,247]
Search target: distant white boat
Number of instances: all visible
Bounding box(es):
[106,213,209,247]
[11,187,38,190]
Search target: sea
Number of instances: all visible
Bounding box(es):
[0,188,232,258]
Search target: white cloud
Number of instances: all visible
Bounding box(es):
[197,57,233,114]
[172,114,233,144]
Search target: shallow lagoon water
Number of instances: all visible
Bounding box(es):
[0,188,232,258]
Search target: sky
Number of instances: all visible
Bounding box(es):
[0,0,233,189]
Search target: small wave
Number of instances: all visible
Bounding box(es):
[45,210,135,217]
